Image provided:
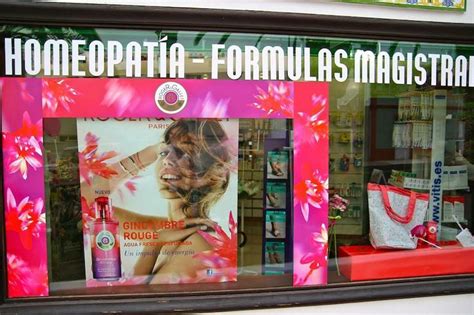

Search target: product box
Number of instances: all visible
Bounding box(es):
[264,241,285,269]
[443,196,465,222]
[338,241,474,281]
[388,170,430,190]
[265,210,286,239]
[267,151,289,179]
[266,182,287,209]
[403,177,430,190]
[442,166,469,190]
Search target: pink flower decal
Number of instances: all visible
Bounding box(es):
[78,132,118,185]
[124,178,138,194]
[101,80,141,116]
[7,254,31,297]
[194,211,238,281]
[117,176,140,201]
[5,188,45,250]
[42,79,78,113]
[4,78,35,102]
[294,171,328,222]
[295,94,328,150]
[5,136,42,180]
[300,224,328,283]
[252,82,293,116]
[3,112,43,180]
[14,111,43,139]
[18,79,35,102]
[29,264,49,296]
[81,196,96,234]
[192,92,230,118]
[7,254,48,297]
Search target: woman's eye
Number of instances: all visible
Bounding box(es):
[174,148,185,159]
[159,151,168,157]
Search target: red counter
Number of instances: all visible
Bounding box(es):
[338,242,474,281]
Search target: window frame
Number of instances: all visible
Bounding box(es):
[0,2,474,313]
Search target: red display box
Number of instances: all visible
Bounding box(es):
[338,241,474,281]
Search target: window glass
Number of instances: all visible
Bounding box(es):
[1,26,473,298]
[44,117,293,295]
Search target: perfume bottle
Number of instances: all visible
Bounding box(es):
[91,196,122,281]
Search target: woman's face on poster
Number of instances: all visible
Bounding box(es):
[156,137,210,199]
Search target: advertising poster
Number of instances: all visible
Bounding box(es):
[77,118,239,286]
[339,0,466,10]
[267,151,289,179]
[265,210,286,239]
[264,241,285,268]
[266,182,287,209]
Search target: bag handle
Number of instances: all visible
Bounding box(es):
[379,185,417,224]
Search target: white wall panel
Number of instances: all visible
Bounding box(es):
[42,0,474,24]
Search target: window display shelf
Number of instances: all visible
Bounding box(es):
[442,219,468,224]
[329,173,362,176]
[390,89,471,242]
[329,85,366,236]
[334,224,363,235]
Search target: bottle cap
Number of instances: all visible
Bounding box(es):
[95,196,111,220]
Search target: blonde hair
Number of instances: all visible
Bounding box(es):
[163,119,232,218]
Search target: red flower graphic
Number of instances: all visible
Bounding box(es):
[29,264,49,296]
[101,80,141,116]
[7,254,48,297]
[18,79,35,102]
[78,132,118,185]
[252,82,293,116]
[7,254,32,297]
[295,94,328,150]
[300,224,328,283]
[294,171,328,222]
[6,188,45,250]
[42,79,78,113]
[13,111,42,139]
[124,180,138,193]
[81,196,96,235]
[3,112,43,180]
[117,176,140,201]
[5,189,26,234]
[194,211,238,281]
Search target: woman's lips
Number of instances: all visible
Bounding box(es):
[161,174,181,180]
[159,169,182,182]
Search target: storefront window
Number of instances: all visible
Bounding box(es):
[1,26,473,299]
[44,117,294,295]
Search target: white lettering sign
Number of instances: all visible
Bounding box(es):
[3,38,474,87]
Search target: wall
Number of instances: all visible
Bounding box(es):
[203,293,474,315]
[42,0,474,24]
